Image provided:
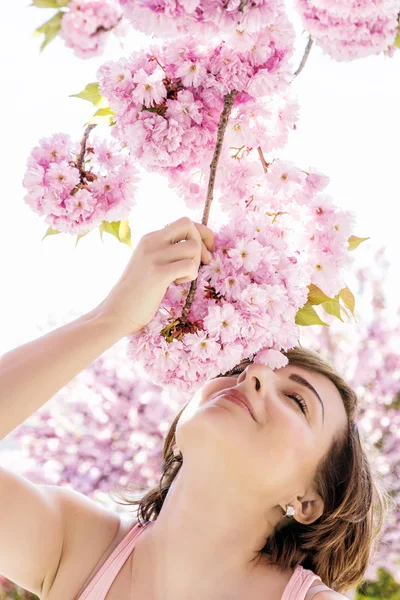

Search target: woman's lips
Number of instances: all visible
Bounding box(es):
[215,392,255,420]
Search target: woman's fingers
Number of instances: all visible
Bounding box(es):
[192,221,215,264]
[162,217,215,265]
[193,221,215,252]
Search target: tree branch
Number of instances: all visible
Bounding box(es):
[180,89,238,321]
[293,35,314,79]
[76,124,97,173]
[257,147,269,173]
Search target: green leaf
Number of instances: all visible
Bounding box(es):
[295,303,328,327]
[70,82,108,108]
[339,285,355,316]
[99,220,132,248]
[41,225,61,241]
[34,11,63,50]
[348,235,370,251]
[75,231,90,247]
[94,107,114,116]
[307,283,333,306]
[321,296,343,322]
[100,220,120,240]
[32,0,69,7]
[393,392,400,410]
[394,24,400,49]
[118,219,132,247]
[87,106,115,126]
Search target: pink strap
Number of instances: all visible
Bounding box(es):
[281,565,322,600]
[305,583,332,599]
[77,521,146,600]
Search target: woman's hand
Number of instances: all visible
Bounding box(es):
[96,217,215,336]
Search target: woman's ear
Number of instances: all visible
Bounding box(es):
[293,490,324,525]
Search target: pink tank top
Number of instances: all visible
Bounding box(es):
[76,520,342,600]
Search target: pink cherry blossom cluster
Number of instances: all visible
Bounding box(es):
[22,132,139,235]
[171,90,300,210]
[125,157,355,396]
[219,158,354,296]
[96,18,296,177]
[117,0,285,40]
[294,0,399,61]
[60,0,124,59]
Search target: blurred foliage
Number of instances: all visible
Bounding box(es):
[0,578,38,600]
[356,569,400,600]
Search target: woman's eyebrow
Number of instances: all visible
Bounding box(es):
[288,373,325,424]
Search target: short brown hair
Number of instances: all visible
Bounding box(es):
[111,346,392,594]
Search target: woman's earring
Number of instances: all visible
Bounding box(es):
[285,504,295,518]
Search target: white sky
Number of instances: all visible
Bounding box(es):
[1,0,400,356]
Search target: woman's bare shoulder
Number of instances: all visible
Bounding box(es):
[313,591,348,599]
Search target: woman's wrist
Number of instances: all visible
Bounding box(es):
[88,299,143,340]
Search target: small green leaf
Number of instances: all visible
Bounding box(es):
[119,219,132,247]
[41,225,61,241]
[75,231,90,247]
[321,296,343,322]
[34,11,63,50]
[32,0,69,7]
[348,235,370,251]
[339,305,350,319]
[70,82,107,108]
[99,220,133,248]
[100,220,120,239]
[295,303,328,327]
[393,392,400,409]
[339,285,355,316]
[94,107,114,116]
[307,283,333,306]
[87,106,115,126]
[394,24,400,49]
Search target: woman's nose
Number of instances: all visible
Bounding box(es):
[241,363,276,392]
[238,363,277,422]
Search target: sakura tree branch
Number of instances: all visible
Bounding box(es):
[293,35,314,79]
[257,147,269,173]
[76,124,97,173]
[180,89,238,322]
[201,89,238,227]
[92,16,122,36]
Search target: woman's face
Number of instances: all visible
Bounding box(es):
[175,362,348,501]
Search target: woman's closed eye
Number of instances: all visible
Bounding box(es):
[286,392,309,416]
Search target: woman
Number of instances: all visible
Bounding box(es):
[0,217,388,600]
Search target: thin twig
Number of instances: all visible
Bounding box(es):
[91,16,122,36]
[293,36,314,79]
[238,0,248,11]
[181,89,238,321]
[257,147,269,173]
[201,89,238,227]
[76,124,97,173]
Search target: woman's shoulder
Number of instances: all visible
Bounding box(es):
[313,593,348,599]
[306,578,349,599]
[294,565,348,600]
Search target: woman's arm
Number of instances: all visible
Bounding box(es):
[0,304,133,440]
[0,217,215,441]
